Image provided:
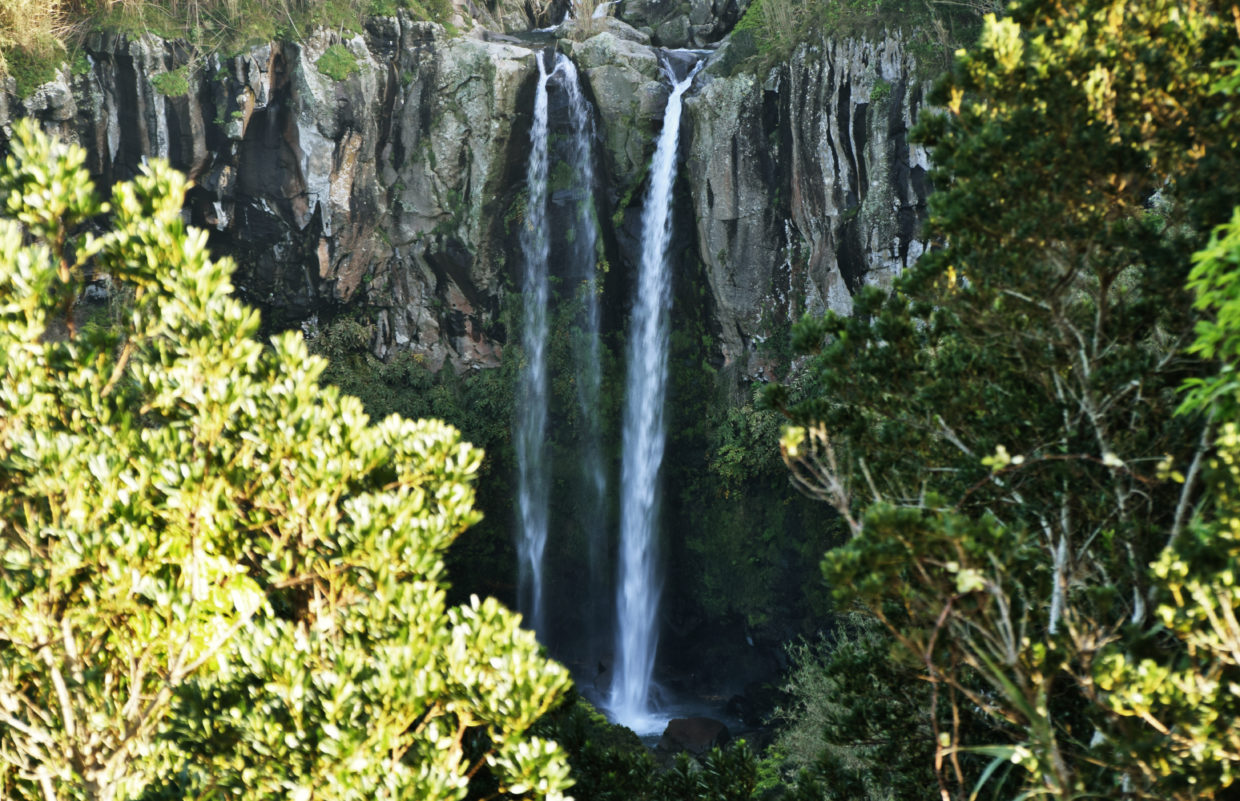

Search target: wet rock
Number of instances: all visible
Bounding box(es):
[558,15,652,45]
[618,0,748,47]
[658,716,732,755]
[565,30,665,205]
[725,681,782,727]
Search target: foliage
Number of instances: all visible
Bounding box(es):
[315,42,359,80]
[149,65,189,95]
[770,614,938,801]
[707,399,785,492]
[679,398,831,631]
[532,690,766,801]
[307,314,519,604]
[534,692,657,801]
[1094,208,1240,793]
[0,121,571,801]
[0,0,452,82]
[5,46,62,96]
[654,743,758,801]
[769,0,1240,797]
[662,280,834,655]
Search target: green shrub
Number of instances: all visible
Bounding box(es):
[770,615,939,800]
[655,743,759,801]
[315,42,359,80]
[150,65,189,96]
[0,119,573,801]
[535,692,656,801]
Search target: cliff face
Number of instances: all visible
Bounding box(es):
[685,36,931,384]
[8,18,535,371]
[0,14,930,388]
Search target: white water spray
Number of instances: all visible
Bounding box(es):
[611,56,702,733]
[559,58,610,642]
[516,52,554,638]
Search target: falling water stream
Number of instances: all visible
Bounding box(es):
[515,51,553,638]
[560,58,610,648]
[610,56,703,733]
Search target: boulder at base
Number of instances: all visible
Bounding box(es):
[658,717,731,755]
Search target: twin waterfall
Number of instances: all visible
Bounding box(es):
[514,48,699,732]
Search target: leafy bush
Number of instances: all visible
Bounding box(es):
[306,314,520,604]
[0,121,571,801]
[655,743,759,801]
[771,615,937,801]
[535,692,657,801]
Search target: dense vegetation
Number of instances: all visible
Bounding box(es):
[727,0,990,74]
[767,0,1240,796]
[0,121,571,801]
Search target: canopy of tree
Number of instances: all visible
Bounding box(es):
[0,120,572,801]
[769,0,1240,797]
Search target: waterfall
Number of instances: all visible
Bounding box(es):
[559,57,610,650]
[611,56,702,732]
[515,51,553,638]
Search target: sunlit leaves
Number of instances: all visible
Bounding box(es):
[0,121,571,801]
[776,0,1240,797]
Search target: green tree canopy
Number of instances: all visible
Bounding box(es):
[770,0,1240,797]
[0,121,571,801]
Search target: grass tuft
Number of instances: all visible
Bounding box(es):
[315,41,358,80]
[0,0,69,94]
[151,64,190,95]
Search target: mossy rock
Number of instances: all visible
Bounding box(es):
[316,43,360,81]
[7,47,61,99]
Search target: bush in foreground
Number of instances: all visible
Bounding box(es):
[0,120,571,801]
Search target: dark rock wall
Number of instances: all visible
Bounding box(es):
[684,35,931,389]
[0,17,929,393]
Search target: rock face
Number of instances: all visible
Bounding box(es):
[0,12,935,711]
[0,18,929,390]
[685,35,931,386]
[4,17,536,371]
[564,28,666,205]
[658,716,731,755]
[618,0,750,47]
